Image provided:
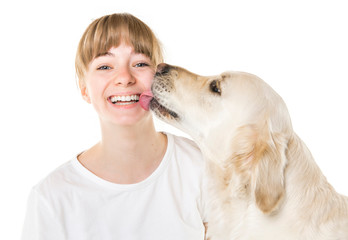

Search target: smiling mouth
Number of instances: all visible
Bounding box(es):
[150,97,179,119]
[108,94,140,105]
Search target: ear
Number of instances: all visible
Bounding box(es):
[79,79,91,103]
[252,129,287,214]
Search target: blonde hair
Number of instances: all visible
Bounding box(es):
[75,13,163,85]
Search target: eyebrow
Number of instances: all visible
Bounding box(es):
[95,52,115,58]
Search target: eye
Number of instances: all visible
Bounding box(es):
[135,62,150,68]
[210,80,221,95]
[97,65,111,70]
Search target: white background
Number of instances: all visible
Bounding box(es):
[1,0,347,238]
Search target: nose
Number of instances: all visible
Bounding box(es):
[156,63,171,75]
[115,66,135,86]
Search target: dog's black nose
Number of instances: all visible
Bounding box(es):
[156,63,171,75]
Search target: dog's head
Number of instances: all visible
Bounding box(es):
[151,63,293,214]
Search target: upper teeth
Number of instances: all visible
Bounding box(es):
[110,95,139,103]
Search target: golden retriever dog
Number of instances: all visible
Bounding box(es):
[149,63,348,239]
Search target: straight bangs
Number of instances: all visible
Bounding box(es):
[76,13,163,82]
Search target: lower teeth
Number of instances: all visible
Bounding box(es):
[113,101,137,105]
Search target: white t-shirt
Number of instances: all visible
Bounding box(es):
[21,133,207,240]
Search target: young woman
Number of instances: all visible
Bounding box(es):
[22,13,207,239]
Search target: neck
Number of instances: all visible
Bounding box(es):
[98,114,166,163]
[79,114,167,184]
[285,134,324,191]
[284,133,348,222]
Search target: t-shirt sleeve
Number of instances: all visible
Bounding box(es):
[21,187,65,240]
[177,135,209,223]
[198,169,209,223]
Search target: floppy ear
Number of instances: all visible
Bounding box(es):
[228,123,287,214]
[252,127,287,214]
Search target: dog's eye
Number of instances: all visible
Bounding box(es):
[210,80,221,95]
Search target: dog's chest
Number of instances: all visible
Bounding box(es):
[207,201,299,240]
[229,205,297,239]
[231,210,296,240]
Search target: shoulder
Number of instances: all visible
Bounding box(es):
[165,133,208,220]
[171,133,200,151]
[167,133,205,172]
[31,158,78,199]
[170,133,203,157]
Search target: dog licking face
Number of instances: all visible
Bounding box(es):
[150,64,292,165]
[150,63,348,240]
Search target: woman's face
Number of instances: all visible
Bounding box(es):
[81,42,155,126]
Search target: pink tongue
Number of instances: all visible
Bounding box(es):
[139,90,153,111]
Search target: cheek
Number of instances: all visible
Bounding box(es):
[136,69,155,89]
[85,79,105,101]
[85,71,108,90]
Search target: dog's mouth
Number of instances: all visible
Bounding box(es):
[150,97,179,120]
[150,64,180,120]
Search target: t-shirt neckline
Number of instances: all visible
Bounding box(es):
[71,133,173,191]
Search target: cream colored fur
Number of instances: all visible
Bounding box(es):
[150,64,348,240]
